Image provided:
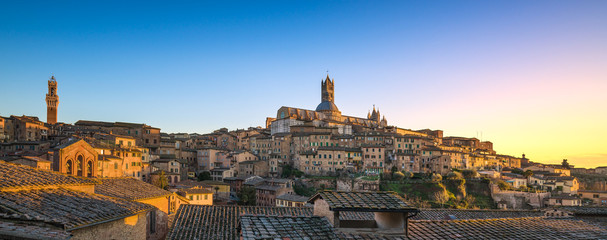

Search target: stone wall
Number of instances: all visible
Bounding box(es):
[491,184,551,209]
[71,212,147,240]
[146,210,169,240]
[336,178,379,192]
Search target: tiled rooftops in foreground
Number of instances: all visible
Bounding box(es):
[0,160,95,190]
[407,217,607,239]
[309,191,416,212]
[94,177,173,201]
[167,205,607,240]
[240,215,339,240]
[0,188,152,230]
[167,205,313,240]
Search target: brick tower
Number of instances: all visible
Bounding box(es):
[46,76,59,124]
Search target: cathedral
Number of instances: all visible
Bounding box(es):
[271,75,387,135]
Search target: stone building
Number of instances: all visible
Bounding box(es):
[74,120,161,152]
[6,155,52,170]
[53,139,98,177]
[237,160,269,178]
[8,115,48,142]
[176,187,213,205]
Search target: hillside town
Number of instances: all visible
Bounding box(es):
[0,76,606,239]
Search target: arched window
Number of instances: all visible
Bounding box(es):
[77,155,83,176]
[66,160,73,175]
[86,161,93,177]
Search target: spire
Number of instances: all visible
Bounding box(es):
[325,74,332,84]
[367,111,371,119]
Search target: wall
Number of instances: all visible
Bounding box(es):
[375,212,405,230]
[70,212,147,240]
[336,178,379,192]
[138,196,170,214]
[491,185,551,209]
[312,198,335,226]
[146,209,169,240]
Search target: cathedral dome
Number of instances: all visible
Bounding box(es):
[316,101,340,112]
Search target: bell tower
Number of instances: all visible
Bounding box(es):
[321,74,334,103]
[46,76,59,124]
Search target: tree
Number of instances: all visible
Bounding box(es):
[497,180,511,191]
[391,166,398,176]
[237,186,256,206]
[464,195,476,208]
[511,168,524,175]
[154,171,169,190]
[281,164,293,178]
[523,170,533,178]
[431,173,442,182]
[462,169,478,179]
[197,171,212,181]
[434,190,449,208]
[401,171,414,179]
[446,171,464,180]
[562,159,570,169]
[393,172,405,181]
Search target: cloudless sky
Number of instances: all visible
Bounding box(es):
[1,1,606,167]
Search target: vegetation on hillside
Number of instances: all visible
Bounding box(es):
[237,186,257,205]
[380,171,494,209]
[573,172,607,191]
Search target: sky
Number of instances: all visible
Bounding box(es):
[1,1,606,168]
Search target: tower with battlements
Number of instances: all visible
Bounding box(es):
[46,76,59,124]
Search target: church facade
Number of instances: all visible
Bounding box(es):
[270,75,387,135]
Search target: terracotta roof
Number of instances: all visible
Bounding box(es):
[173,180,213,189]
[337,209,545,222]
[412,209,544,220]
[240,215,338,240]
[557,206,607,216]
[277,194,309,202]
[168,205,607,239]
[0,161,95,190]
[16,156,52,163]
[0,188,152,230]
[179,187,213,195]
[339,211,375,221]
[309,191,417,212]
[167,205,313,240]
[94,177,172,201]
[0,219,70,240]
[255,185,281,191]
[408,217,607,239]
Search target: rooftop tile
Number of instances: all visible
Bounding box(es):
[94,177,172,201]
[309,191,416,212]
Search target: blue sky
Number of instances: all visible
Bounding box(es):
[1,1,606,167]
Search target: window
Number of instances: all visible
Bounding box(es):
[150,210,156,233]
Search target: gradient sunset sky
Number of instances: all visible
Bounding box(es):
[1,1,606,168]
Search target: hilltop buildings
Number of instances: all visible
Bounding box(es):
[1,75,526,183]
